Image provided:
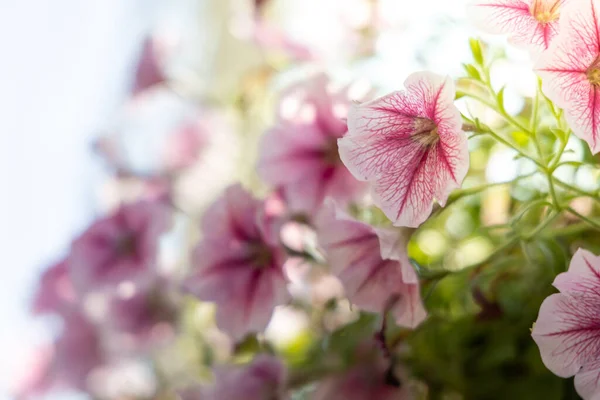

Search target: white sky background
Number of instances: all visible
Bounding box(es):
[0,0,530,398]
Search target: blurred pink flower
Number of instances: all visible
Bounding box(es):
[186,185,289,341]
[532,249,600,399]
[162,120,208,173]
[203,354,288,400]
[339,71,468,228]
[68,200,171,294]
[535,0,600,153]
[467,0,568,53]
[316,204,426,328]
[313,343,411,400]
[107,279,179,347]
[257,74,368,217]
[252,20,315,61]
[54,311,105,390]
[13,345,57,400]
[31,259,76,316]
[132,37,166,95]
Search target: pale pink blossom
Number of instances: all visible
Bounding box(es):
[68,200,171,294]
[185,185,289,340]
[313,343,411,400]
[257,74,368,217]
[31,259,76,315]
[107,279,179,347]
[467,0,568,53]
[535,0,600,153]
[316,204,426,328]
[54,311,105,390]
[202,355,288,400]
[339,71,468,228]
[132,37,166,95]
[532,249,600,399]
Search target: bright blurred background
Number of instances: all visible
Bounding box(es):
[0,0,543,398]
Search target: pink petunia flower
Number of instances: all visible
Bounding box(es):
[54,311,106,390]
[257,74,369,217]
[535,0,600,154]
[339,71,468,228]
[532,248,600,399]
[202,354,288,400]
[68,200,171,294]
[106,278,179,348]
[316,204,426,328]
[185,185,289,341]
[313,342,411,400]
[467,0,569,53]
[31,259,76,316]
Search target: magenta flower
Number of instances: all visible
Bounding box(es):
[31,259,76,316]
[186,185,289,340]
[54,311,105,390]
[107,279,179,347]
[339,71,468,228]
[532,249,600,399]
[535,0,600,153]
[467,0,568,52]
[257,74,368,217]
[131,37,166,95]
[202,355,288,400]
[68,200,171,294]
[316,204,426,328]
[313,343,411,400]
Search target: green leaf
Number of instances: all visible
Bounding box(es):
[463,63,481,81]
[496,87,506,113]
[469,38,484,65]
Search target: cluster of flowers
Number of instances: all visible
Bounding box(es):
[472,0,600,398]
[20,0,600,398]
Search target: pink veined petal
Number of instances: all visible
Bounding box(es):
[554,248,600,295]
[374,227,418,284]
[532,293,600,378]
[316,203,426,328]
[340,72,467,228]
[257,124,328,185]
[201,185,262,240]
[392,283,427,328]
[467,0,533,37]
[535,0,600,152]
[575,359,600,400]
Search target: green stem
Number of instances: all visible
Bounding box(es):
[446,171,538,206]
[522,211,559,240]
[566,207,600,231]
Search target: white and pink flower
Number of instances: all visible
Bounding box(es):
[185,185,289,340]
[257,74,368,217]
[535,0,600,154]
[68,200,171,294]
[467,0,568,53]
[131,37,167,95]
[339,71,468,228]
[532,248,600,399]
[316,204,426,328]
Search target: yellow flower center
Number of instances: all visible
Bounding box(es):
[531,0,561,24]
[588,57,600,86]
[412,117,439,146]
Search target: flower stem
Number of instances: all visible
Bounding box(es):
[566,207,600,231]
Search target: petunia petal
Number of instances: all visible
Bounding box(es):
[553,248,600,295]
[532,293,600,378]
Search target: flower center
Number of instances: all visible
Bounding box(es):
[412,117,439,146]
[322,137,341,165]
[588,57,600,86]
[249,242,273,269]
[115,233,137,257]
[531,0,560,24]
